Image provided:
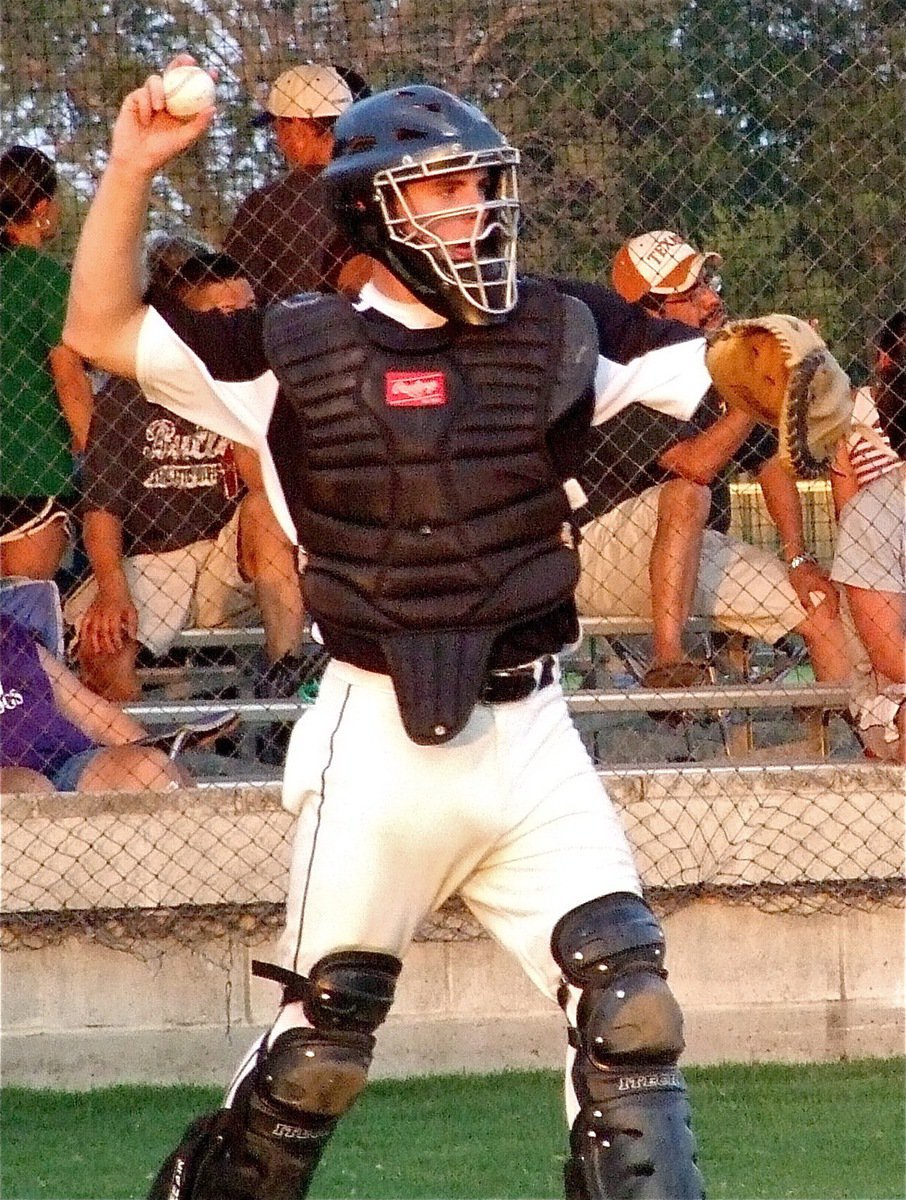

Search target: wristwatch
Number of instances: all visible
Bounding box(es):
[787,553,817,570]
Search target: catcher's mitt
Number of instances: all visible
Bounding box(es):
[705,314,853,478]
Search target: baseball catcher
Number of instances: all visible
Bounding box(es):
[66,59,710,1200]
[705,314,853,478]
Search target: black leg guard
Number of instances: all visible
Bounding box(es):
[147,950,401,1200]
[553,894,704,1200]
[145,1041,348,1200]
[147,1111,242,1200]
[563,1068,701,1200]
[148,1101,324,1200]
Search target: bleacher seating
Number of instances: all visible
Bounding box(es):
[103,478,849,777]
[120,615,854,780]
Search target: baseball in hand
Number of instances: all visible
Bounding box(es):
[162,65,216,118]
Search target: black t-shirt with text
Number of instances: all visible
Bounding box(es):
[81,375,242,555]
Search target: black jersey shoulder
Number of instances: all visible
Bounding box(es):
[146,286,269,382]
[544,276,700,362]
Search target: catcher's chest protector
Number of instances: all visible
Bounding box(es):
[263,285,580,742]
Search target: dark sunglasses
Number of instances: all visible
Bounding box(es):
[663,271,722,301]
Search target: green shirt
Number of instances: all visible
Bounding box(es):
[1,244,76,498]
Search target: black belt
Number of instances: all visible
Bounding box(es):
[480,655,556,704]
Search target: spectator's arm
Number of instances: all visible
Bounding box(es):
[83,509,129,592]
[758,454,808,560]
[658,409,756,485]
[757,453,839,615]
[48,344,94,452]
[829,438,859,517]
[38,643,146,746]
[79,510,139,655]
[232,443,265,493]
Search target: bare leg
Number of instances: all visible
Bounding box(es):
[897,703,906,764]
[790,591,853,684]
[857,717,906,763]
[0,519,68,580]
[843,585,906,684]
[649,479,710,666]
[0,766,58,794]
[238,491,304,663]
[77,744,186,792]
[78,635,142,702]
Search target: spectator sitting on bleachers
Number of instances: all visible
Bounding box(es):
[556,231,851,693]
[830,312,906,762]
[64,240,305,701]
[0,611,185,793]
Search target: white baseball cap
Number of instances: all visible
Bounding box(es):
[611,230,722,302]
[254,64,353,125]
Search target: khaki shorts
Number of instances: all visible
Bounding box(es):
[65,508,257,656]
[831,463,906,595]
[576,484,805,644]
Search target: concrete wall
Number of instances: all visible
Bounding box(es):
[2,765,903,1089]
[4,900,903,1090]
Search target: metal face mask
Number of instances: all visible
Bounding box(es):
[372,146,520,324]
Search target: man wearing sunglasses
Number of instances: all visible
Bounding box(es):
[612,230,727,333]
[564,230,850,698]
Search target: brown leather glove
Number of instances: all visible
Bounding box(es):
[706,314,853,477]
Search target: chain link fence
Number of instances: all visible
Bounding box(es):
[4,765,903,959]
[2,1,904,955]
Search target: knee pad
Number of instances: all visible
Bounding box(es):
[150,952,403,1200]
[552,892,683,1065]
[301,949,402,1033]
[553,894,702,1200]
[254,1025,374,1124]
[253,949,402,1034]
[250,949,402,1124]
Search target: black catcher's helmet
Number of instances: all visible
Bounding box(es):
[322,84,520,325]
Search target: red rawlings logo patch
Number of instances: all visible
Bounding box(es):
[385,371,448,408]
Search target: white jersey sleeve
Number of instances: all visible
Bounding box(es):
[136,306,279,446]
[135,306,298,545]
[592,337,710,426]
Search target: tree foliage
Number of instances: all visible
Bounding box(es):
[1,0,901,368]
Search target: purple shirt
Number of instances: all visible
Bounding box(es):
[0,614,95,773]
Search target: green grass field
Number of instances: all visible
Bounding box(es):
[3,1059,903,1199]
